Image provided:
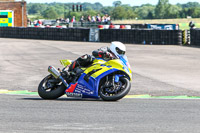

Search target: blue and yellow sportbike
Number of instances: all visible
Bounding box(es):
[38,55,132,101]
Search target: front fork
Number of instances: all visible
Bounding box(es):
[105,74,120,88]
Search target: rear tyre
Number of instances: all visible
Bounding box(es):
[38,75,66,99]
[99,77,131,101]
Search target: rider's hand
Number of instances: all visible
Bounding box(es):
[105,52,113,59]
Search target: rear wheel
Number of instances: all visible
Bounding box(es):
[99,77,131,101]
[38,75,66,99]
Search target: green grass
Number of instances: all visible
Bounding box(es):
[179,23,200,29]
[28,14,44,21]
[113,18,200,24]
[28,14,37,19]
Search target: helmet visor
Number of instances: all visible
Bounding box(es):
[116,47,125,55]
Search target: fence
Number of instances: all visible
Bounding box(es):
[71,23,179,29]
[72,22,111,28]
[68,22,147,29]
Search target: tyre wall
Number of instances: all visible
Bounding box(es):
[99,29,182,45]
[190,29,200,46]
[0,27,183,45]
[0,27,90,41]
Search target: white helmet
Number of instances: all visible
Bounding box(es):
[110,41,126,57]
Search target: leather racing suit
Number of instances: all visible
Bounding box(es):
[69,47,116,71]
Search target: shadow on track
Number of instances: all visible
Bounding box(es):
[20,97,116,102]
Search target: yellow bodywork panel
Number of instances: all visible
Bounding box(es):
[84,59,132,80]
[60,59,72,67]
[59,58,132,80]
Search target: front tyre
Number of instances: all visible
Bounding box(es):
[38,75,66,99]
[99,77,131,101]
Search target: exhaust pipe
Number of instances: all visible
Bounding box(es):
[48,66,61,79]
[48,66,69,87]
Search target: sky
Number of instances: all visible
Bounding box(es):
[25,0,200,6]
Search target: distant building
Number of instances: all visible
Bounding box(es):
[0,0,27,27]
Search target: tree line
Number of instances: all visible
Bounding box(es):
[27,0,200,20]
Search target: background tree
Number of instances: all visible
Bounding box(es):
[113,1,122,7]
[135,5,155,19]
[27,1,200,20]
[112,6,127,20]
[82,2,93,10]
[100,6,114,15]
[165,5,182,18]
[27,3,47,14]
[146,12,154,19]
[126,9,137,19]
[121,4,137,19]
[42,7,59,19]
[155,0,170,19]
[93,2,104,10]
[188,7,200,18]
[179,2,200,8]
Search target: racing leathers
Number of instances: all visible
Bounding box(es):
[69,47,116,71]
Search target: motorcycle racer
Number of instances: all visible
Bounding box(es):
[68,41,126,71]
[38,41,132,101]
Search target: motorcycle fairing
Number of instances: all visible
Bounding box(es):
[66,82,78,93]
[64,57,132,98]
[85,58,132,81]
[60,59,72,67]
[65,68,119,98]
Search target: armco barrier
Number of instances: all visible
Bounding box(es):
[190,29,200,46]
[99,29,182,45]
[0,27,90,41]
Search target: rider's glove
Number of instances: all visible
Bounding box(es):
[105,52,113,59]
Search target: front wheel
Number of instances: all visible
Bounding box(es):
[38,75,66,99]
[99,77,131,101]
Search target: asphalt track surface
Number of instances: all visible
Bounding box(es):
[1,38,200,132]
[1,94,200,133]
